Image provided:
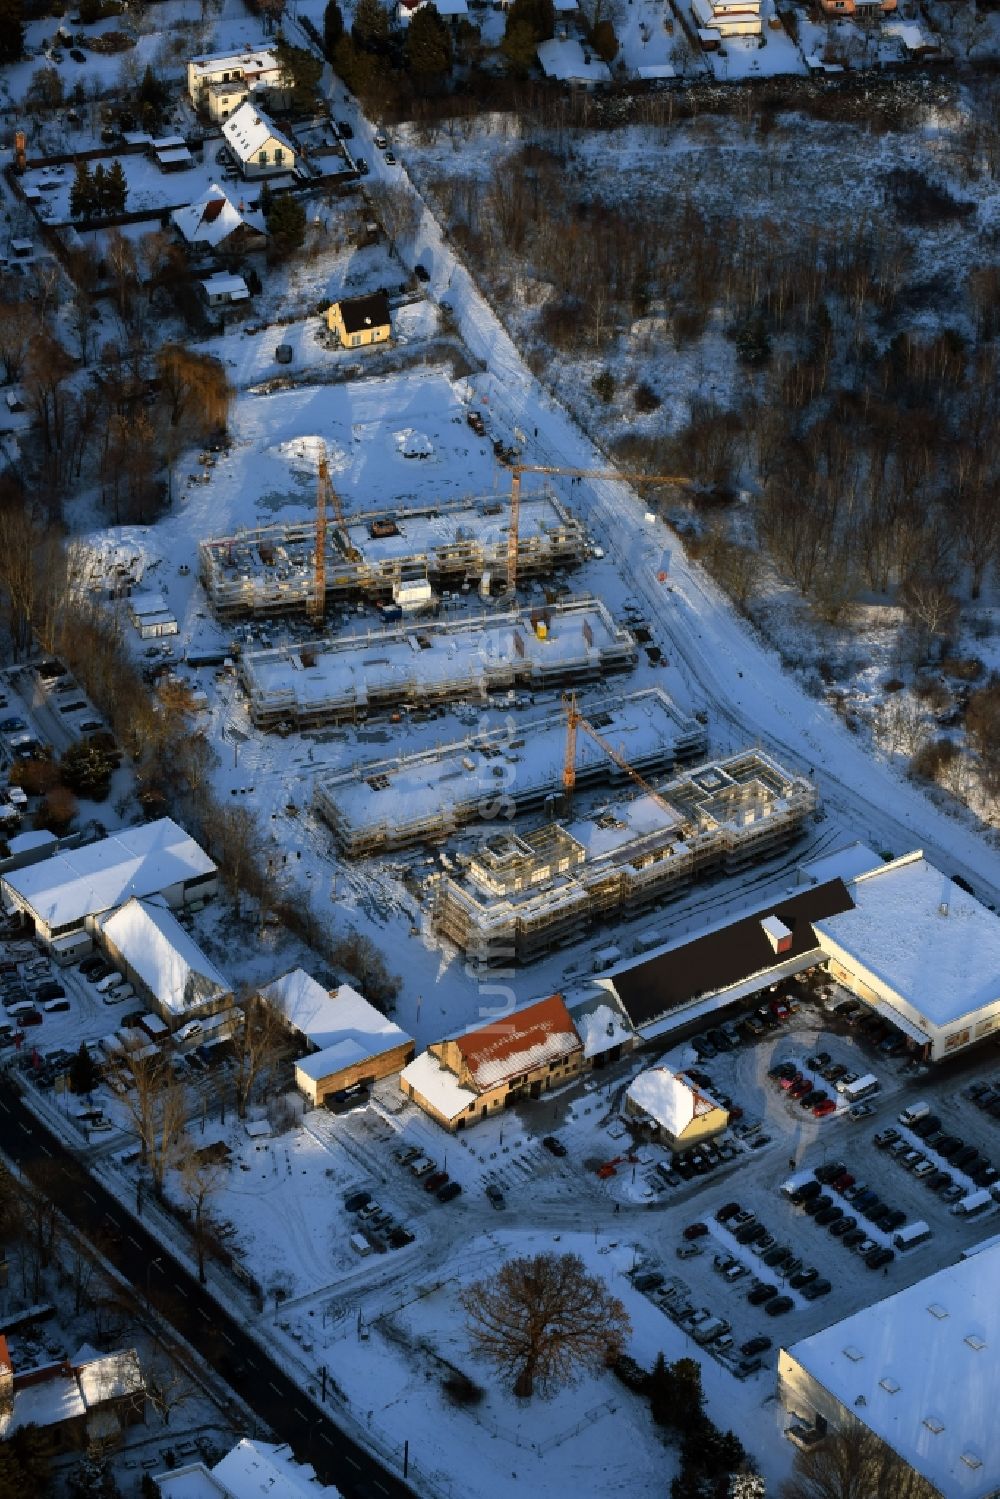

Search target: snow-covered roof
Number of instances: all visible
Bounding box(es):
[222,103,295,164]
[626,1067,723,1136]
[567,990,634,1059]
[536,38,612,82]
[76,1348,144,1406]
[172,185,265,248]
[2,817,216,932]
[157,146,194,167]
[799,842,883,888]
[202,272,250,301]
[783,1244,1000,1496]
[188,47,280,80]
[401,1048,477,1121]
[815,853,1000,1028]
[454,993,580,1090]
[0,1367,86,1439]
[6,829,58,856]
[262,968,410,1058]
[158,1439,342,1499]
[99,898,230,1017]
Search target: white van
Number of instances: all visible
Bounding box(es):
[952,1189,993,1219]
[840,1073,880,1103]
[893,1221,932,1250]
[95,971,124,994]
[898,1101,929,1127]
[349,1232,372,1257]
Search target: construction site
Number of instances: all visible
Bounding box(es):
[198,494,588,619]
[238,596,638,729]
[432,749,819,965]
[312,688,707,857]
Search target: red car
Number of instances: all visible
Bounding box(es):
[789,1079,811,1100]
[770,999,790,1020]
[683,1222,709,1241]
[814,1099,837,1118]
[832,1172,855,1191]
[779,1072,801,1091]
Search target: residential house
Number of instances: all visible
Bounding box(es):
[171,184,267,256]
[819,0,896,16]
[400,992,584,1130]
[222,103,296,179]
[691,0,762,43]
[397,0,468,24]
[261,968,414,1107]
[566,988,636,1070]
[200,271,251,309]
[0,1341,145,1453]
[624,1066,729,1151]
[325,291,391,350]
[157,1438,343,1498]
[186,47,285,118]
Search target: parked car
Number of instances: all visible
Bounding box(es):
[801,1278,832,1300]
[437,1181,462,1202]
[842,1229,867,1249]
[716,1201,742,1223]
[765,1295,794,1316]
[542,1135,567,1157]
[740,1335,772,1357]
[802,1194,832,1217]
[830,1215,857,1237]
[410,1157,435,1177]
[683,1222,709,1241]
[815,1205,843,1227]
[424,1171,448,1194]
[815,1161,847,1184]
[345,1190,372,1212]
[866,1247,895,1271]
[789,1267,818,1289]
[336,119,353,138]
[747,1282,778,1306]
[486,1184,505,1210]
[36,981,65,1001]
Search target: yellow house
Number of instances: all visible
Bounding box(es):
[624,1066,729,1152]
[326,291,391,351]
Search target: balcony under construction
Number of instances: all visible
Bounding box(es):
[433,750,818,966]
[199,494,588,619]
[313,688,707,858]
[239,596,637,730]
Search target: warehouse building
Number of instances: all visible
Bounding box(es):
[98,897,232,1029]
[779,1245,1000,1497]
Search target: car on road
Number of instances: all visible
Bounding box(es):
[486,1184,505,1210]
[765,1294,794,1316]
[345,1191,372,1212]
[741,1335,772,1356]
[683,1222,709,1241]
[849,1101,876,1120]
[437,1181,461,1202]
[384,150,397,166]
[374,131,388,149]
[542,1135,567,1157]
[355,157,369,175]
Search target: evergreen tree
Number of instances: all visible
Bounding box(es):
[275,39,323,112]
[0,0,23,65]
[69,1042,98,1096]
[91,162,107,216]
[591,17,617,61]
[323,0,343,58]
[265,193,306,260]
[404,2,452,80]
[105,159,128,215]
[352,0,391,52]
[69,160,95,221]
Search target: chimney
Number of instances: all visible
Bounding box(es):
[939,902,949,918]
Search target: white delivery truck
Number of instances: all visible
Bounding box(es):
[894,1221,932,1250]
[951,1189,994,1219]
[840,1073,880,1104]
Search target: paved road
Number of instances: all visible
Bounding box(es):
[0,1083,416,1499]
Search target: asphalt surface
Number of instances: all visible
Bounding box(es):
[0,1082,416,1499]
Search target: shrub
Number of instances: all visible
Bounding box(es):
[940,656,984,682]
[909,737,958,783]
[442,1371,484,1406]
[633,381,661,414]
[591,368,615,403]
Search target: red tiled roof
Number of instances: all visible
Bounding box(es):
[455,993,580,1090]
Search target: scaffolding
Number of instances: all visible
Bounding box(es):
[198,494,588,619]
[432,749,818,966]
[313,688,707,857]
[240,596,638,730]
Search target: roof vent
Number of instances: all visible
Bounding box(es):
[965,1334,986,1351]
[879,1377,900,1394]
[939,902,949,917]
[923,1416,945,1434]
[854,1395,867,1407]
[961,1453,983,1471]
[842,1347,864,1362]
[927,1304,949,1320]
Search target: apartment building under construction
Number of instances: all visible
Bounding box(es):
[313,688,707,857]
[433,750,818,965]
[199,494,588,618]
[239,597,637,730]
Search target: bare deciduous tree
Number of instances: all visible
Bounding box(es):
[231,988,287,1118]
[781,1422,939,1499]
[104,1038,188,1192]
[461,1251,630,1398]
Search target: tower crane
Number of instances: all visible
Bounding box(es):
[562,692,676,814]
[310,448,349,624]
[502,463,693,592]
